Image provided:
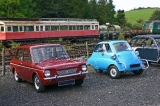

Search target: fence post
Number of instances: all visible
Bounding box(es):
[86,41,89,59]
[2,47,5,76]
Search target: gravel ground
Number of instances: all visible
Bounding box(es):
[0,65,160,106]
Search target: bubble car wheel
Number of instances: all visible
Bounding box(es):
[109,65,121,79]
[34,75,45,93]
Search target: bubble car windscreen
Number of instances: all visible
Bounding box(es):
[113,42,132,52]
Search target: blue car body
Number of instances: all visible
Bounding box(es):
[88,40,148,78]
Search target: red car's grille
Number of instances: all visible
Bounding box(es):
[57,68,77,76]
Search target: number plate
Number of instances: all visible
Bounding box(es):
[58,79,75,86]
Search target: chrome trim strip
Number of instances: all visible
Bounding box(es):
[141,59,149,69]
[44,71,88,80]
[10,63,40,71]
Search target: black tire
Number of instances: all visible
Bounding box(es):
[34,74,45,93]
[75,79,83,86]
[14,70,22,82]
[133,69,143,75]
[109,65,121,79]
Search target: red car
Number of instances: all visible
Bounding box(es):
[10,44,88,93]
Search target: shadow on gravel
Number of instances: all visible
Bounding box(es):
[44,84,83,93]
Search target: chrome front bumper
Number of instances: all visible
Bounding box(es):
[44,71,88,80]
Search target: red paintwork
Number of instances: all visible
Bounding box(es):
[0,30,99,40]
[10,44,87,86]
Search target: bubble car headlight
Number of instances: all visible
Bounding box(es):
[44,70,50,77]
[82,65,87,71]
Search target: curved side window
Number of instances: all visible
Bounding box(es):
[94,44,103,52]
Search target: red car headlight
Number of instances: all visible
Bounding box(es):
[44,70,51,77]
[82,65,87,71]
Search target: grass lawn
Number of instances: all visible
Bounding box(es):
[125,8,160,25]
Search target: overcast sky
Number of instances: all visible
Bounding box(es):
[113,0,160,11]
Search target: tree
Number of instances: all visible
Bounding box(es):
[116,9,127,28]
[105,0,116,24]
[149,9,160,20]
[95,0,116,25]
[66,0,88,18]
[0,0,35,18]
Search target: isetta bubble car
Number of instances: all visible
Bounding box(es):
[10,44,88,93]
[87,40,149,79]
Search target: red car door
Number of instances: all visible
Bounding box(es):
[20,49,33,82]
[14,48,24,79]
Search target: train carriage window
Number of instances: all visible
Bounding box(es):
[36,26,39,31]
[20,26,23,31]
[92,25,94,29]
[7,26,11,31]
[95,25,98,29]
[77,25,83,30]
[0,26,4,32]
[45,25,50,31]
[24,26,34,31]
[51,26,59,31]
[40,26,43,31]
[84,25,90,30]
[69,26,76,30]
[13,26,18,32]
[60,25,68,30]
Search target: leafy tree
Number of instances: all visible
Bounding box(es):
[149,9,160,20]
[0,0,35,18]
[105,0,116,24]
[86,0,99,19]
[66,0,88,18]
[116,9,127,28]
[89,0,115,24]
[98,0,108,24]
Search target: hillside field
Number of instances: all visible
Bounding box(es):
[124,8,160,25]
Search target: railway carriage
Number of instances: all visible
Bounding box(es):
[0,18,99,46]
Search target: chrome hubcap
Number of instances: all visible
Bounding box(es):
[35,77,40,89]
[110,68,117,77]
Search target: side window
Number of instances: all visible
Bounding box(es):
[135,38,146,47]
[105,44,112,53]
[23,49,31,62]
[145,38,154,47]
[130,38,137,47]
[15,49,23,60]
[94,44,103,52]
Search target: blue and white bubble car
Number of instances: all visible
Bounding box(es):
[87,40,149,79]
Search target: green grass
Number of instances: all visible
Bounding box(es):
[125,8,160,25]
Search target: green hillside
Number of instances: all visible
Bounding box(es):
[125,8,160,25]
